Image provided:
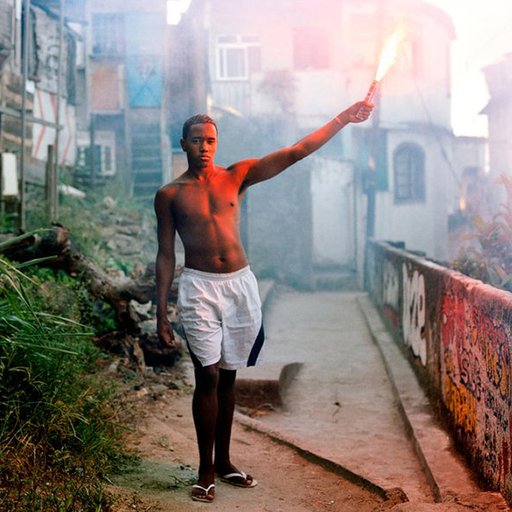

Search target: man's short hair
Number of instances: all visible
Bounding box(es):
[182,114,218,139]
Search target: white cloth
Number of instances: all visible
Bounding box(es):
[177,266,264,370]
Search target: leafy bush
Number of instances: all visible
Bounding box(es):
[452,176,512,292]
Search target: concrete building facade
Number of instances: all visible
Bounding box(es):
[483,52,512,211]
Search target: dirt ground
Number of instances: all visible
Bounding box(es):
[106,356,403,512]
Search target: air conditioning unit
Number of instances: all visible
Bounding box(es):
[1,153,18,197]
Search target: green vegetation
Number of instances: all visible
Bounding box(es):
[0,248,130,510]
[0,182,156,511]
[26,184,157,268]
[452,176,512,292]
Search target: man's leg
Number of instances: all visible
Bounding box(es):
[214,368,236,472]
[191,362,219,500]
[214,368,256,486]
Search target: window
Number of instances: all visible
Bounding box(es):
[92,13,125,55]
[393,143,425,203]
[76,130,117,177]
[293,28,329,70]
[216,35,261,80]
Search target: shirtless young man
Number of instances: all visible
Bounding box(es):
[154,100,373,503]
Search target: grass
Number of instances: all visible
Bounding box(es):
[0,183,158,510]
[25,184,157,268]
[0,238,135,511]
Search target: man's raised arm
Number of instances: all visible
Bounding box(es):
[242,100,373,187]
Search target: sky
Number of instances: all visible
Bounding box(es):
[167,0,191,25]
[425,0,512,137]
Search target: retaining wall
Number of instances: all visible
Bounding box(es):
[367,240,512,503]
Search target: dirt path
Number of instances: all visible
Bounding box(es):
[107,358,399,512]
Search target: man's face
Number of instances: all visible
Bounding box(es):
[181,123,218,168]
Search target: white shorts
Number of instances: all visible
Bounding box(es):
[177,266,264,370]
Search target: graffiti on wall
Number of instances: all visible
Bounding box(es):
[370,241,512,500]
[441,288,512,487]
[402,263,427,366]
[382,258,400,326]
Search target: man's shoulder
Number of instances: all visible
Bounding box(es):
[157,174,192,193]
[156,182,176,196]
[154,180,183,206]
[225,158,258,180]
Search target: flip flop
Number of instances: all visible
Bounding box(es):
[220,471,258,488]
[191,483,215,502]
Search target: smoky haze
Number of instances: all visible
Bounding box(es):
[85,0,507,286]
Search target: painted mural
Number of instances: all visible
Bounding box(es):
[382,257,400,326]
[368,240,512,502]
[402,262,427,366]
[441,285,512,491]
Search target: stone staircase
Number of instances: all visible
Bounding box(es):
[312,266,360,291]
[131,123,163,198]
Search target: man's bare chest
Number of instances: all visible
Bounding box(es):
[173,183,240,224]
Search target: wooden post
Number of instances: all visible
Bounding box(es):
[46,144,56,222]
[89,114,96,189]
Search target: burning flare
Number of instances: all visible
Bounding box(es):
[375,23,406,82]
[364,23,406,104]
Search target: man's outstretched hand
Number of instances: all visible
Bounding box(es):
[347,100,374,123]
[157,319,176,348]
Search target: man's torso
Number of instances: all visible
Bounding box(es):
[170,166,249,273]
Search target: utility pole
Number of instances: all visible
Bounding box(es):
[19,0,31,231]
[365,2,384,242]
[51,0,65,223]
[365,90,381,241]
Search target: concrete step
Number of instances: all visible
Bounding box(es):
[235,362,303,412]
[313,270,359,291]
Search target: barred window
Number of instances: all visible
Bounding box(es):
[216,34,261,80]
[92,13,125,55]
[393,143,425,203]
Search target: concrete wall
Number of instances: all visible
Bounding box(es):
[311,157,355,269]
[247,162,313,288]
[367,239,512,504]
[213,112,314,289]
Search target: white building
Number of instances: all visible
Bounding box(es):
[482,52,512,211]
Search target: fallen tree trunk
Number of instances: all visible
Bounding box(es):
[1,225,178,333]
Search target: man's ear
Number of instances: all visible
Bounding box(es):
[180,138,186,152]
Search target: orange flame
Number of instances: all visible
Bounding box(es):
[374,23,406,82]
